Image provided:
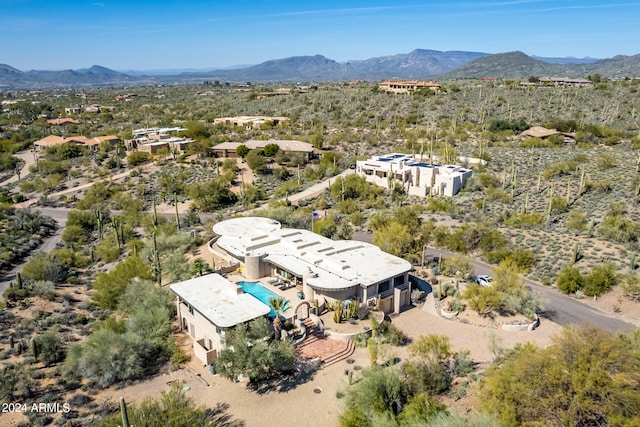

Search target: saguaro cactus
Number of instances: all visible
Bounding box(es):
[120,397,130,427]
[93,205,105,239]
[152,232,161,285]
[31,337,39,361]
[174,192,181,231]
[572,242,581,264]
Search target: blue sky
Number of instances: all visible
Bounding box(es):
[2,0,639,71]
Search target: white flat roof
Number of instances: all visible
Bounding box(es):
[214,217,411,291]
[170,274,270,328]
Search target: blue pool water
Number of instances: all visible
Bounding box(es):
[237,281,290,317]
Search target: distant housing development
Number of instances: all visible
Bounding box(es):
[356,153,472,197]
[538,77,593,87]
[378,80,441,94]
[211,139,314,161]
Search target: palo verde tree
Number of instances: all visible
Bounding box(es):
[479,325,640,427]
[215,317,296,383]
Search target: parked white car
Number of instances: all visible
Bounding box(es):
[474,275,492,287]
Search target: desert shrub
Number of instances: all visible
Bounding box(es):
[542,160,579,179]
[621,274,640,301]
[35,330,64,367]
[585,179,613,193]
[93,234,121,263]
[93,256,153,309]
[519,137,556,148]
[94,383,221,427]
[598,215,640,243]
[21,252,68,283]
[566,210,587,233]
[583,263,617,296]
[595,153,617,170]
[503,212,544,228]
[127,151,151,167]
[556,265,584,294]
[64,329,151,388]
[462,284,504,316]
[485,247,534,272]
[453,350,474,376]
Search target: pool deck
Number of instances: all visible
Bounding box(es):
[226,273,303,319]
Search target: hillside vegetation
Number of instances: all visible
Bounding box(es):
[1,77,640,425]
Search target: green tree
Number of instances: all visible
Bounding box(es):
[235,144,249,158]
[372,222,412,257]
[339,366,404,426]
[93,255,153,309]
[583,263,618,296]
[462,284,504,316]
[263,143,280,157]
[216,317,295,382]
[127,151,151,167]
[440,253,472,278]
[479,325,640,427]
[190,257,209,277]
[187,178,237,211]
[245,149,267,172]
[556,264,584,294]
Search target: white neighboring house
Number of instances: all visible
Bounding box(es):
[170,274,270,366]
[213,217,413,315]
[356,153,472,197]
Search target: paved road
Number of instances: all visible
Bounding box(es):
[285,168,355,204]
[3,166,636,333]
[0,150,36,187]
[353,232,634,333]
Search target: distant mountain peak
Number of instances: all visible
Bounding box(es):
[1,49,639,88]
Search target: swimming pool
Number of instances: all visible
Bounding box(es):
[237,281,290,317]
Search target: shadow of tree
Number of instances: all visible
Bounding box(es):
[248,367,316,395]
[207,402,246,427]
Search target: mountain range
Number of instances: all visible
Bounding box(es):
[1,49,639,89]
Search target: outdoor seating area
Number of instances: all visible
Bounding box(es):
[268,275,296,291]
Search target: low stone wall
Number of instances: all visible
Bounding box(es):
[440,308,459,319]
[501,314,540,331]
[434,297,539,331]
[325,328,371,342]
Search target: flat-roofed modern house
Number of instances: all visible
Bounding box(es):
[211,139,315,161]
[213,217,413,316]
[538,77,593,87]
[213,116,289,128]
[356,153,472,197]
[126,128,191,154]
[170,273,271,366]
[378,80,441,94]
